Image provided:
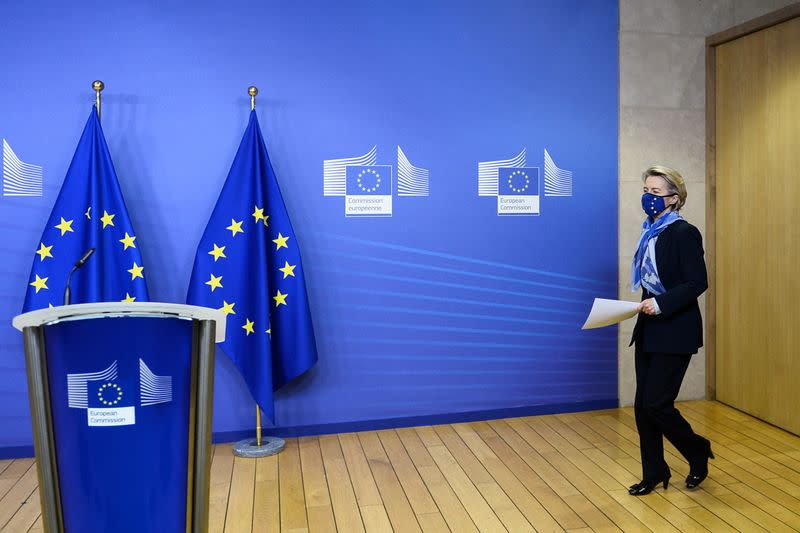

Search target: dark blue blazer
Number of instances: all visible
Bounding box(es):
[630,219,708,354]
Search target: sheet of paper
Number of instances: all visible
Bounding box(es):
[581,298,641,330]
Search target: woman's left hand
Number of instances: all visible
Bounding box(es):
[639,298,658,315]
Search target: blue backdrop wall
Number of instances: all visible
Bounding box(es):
[0,0,619,452]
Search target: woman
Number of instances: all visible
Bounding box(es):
[628,166,714,496]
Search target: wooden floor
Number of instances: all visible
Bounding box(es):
[2,401,800,532]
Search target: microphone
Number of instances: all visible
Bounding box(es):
[63,247,96,306]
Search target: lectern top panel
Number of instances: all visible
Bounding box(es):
[12,302,226,342]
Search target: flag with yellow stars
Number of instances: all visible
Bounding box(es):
[22,107,149,311]
[186,110,318,423]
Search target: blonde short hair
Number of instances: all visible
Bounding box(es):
[642,166,687,211]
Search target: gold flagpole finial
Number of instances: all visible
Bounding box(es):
[248,86,258,110]
[92,80,105,120]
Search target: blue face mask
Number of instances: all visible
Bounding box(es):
[641,192,675,217]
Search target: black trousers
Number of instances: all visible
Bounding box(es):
[634,343,708,481]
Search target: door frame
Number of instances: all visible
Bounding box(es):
[705,3,800,400]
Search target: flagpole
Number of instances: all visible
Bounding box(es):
[232,85,286,459]
[92,80,104,120]
[250,85,262,449]
[256,406,262,447]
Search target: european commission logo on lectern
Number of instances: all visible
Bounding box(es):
[67,359,172,427]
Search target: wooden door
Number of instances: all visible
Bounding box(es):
[713,14,800,434]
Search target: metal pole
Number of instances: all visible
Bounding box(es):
[23,326,63,533]
[92,80,104,120]
[256,406,263,447]
[192,320,216,533]
[249,84,262,448]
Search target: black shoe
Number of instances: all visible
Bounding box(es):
[628,475,670,496]
[686,440,715,489]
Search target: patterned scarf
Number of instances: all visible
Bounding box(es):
[631,210,682,294]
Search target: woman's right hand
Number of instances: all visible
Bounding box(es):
[639,298,658,315]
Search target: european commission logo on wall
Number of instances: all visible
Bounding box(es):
[323,145,429,217]
[67,359,172,427]
[478,148,572,216]
[2,139,43,197]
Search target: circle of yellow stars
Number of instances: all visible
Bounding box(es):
[356,168,381,193]
[97,382,123,406]
[28,206,145,302]
[206,205,299,339]
[507,170,530,193]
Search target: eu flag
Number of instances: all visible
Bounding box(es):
[186,111,318,423]
[22,108,149,312]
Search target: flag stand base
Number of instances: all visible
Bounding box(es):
[232,437,286,458]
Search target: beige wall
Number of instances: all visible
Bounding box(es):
[617,0,796,406]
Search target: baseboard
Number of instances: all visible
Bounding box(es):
[0,445,35,460]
